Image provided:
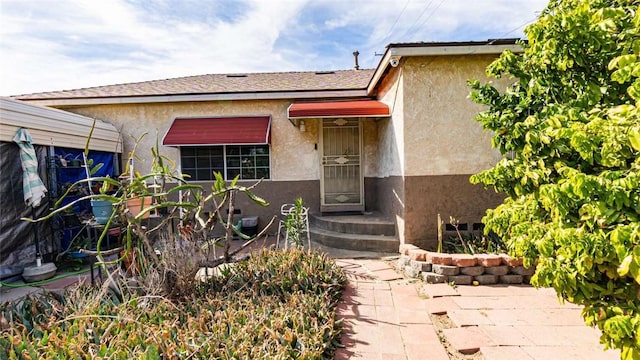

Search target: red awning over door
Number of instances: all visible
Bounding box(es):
[162,116,271,146]
[287,100,390,119]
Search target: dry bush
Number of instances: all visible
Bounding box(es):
[130,233,209,300]
[1,248,347,359]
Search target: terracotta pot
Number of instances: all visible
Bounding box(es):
[126,197,152,219]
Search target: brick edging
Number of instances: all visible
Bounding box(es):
[398,244,535,285]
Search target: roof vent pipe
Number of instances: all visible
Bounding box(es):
[353,50,360,70]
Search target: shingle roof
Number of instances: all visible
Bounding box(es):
[15,69,375,100]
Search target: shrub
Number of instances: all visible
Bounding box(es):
[0,248,346,359]
[443,232,505,255]
[469,0,640,356]
[30,132,274,302]
[442,216,506,254]
[210,248,345,299]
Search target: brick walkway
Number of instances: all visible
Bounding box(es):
[334,258,620,360]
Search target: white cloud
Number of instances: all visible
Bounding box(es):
[0,0,547,96]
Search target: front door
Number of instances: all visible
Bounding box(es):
[320,118,364,213]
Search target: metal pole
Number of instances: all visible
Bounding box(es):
[32,207,41,266]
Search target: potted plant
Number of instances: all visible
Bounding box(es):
[80,122,112,224]
[68,236,91,259]
[69,155,82,168]
[57,154,69,167]
[122,135,171,220]
[126,195,153,219]
[58,153,83,168]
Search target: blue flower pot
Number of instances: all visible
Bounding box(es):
[91,199,113,224]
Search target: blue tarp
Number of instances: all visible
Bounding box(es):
[54,147,116,184]
[53,147,117,215]
[1,143,120,279]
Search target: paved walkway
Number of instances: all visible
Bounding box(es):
[334,258,620,360]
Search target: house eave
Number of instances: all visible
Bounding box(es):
[367,42,523,95]
[15,89,369,107]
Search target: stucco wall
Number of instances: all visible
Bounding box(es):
[404,174,505,249]
[402,55,503,177]
[375,66,404,178]
[369,54,510,246]
[362,120,378,178]
[372,55,504,180]
[373,65,406,242]
[397,54,511,247]
[225,179,320,235]
[61,100,319,181]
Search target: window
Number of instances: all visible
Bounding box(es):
[181,145,270,181]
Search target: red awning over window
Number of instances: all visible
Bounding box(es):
[163,116,271,146]
[287,100,390,119]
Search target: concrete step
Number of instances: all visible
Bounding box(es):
[309,213,396,236]
[309,226,399,252]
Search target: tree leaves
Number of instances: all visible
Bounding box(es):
[469,0,640,355]
[630,127,640,152]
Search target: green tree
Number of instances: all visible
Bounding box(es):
[468,0,640,357]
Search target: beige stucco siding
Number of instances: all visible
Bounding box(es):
[402,55,503,177]
[372,65,406,242]
[368,54,510,246]
[59,100,319,181]
[362,120,378,178]
[375,65,404,178]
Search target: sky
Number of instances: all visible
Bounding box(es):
[0,0,548,96]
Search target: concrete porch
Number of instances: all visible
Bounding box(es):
[309,212,399,253]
